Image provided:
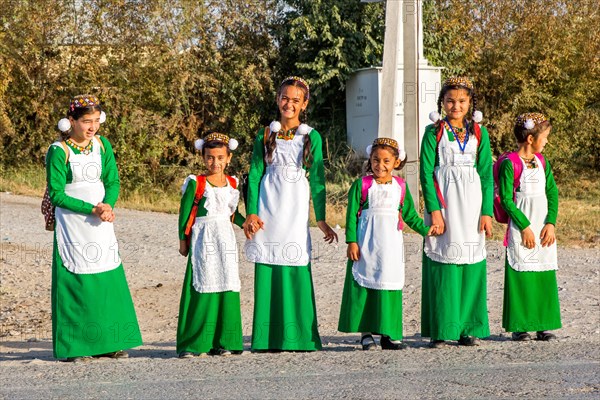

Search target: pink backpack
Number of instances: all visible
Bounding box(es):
[492,151,546,224]
[358,175,406,230]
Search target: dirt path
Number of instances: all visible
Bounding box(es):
[1,193,599,398]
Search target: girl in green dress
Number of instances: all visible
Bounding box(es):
[420,77,494,348]
[47,95,142,361]
[243,76,338,351]
[177,132,245,357]
[338,138,433,350]
[498,113,560,341]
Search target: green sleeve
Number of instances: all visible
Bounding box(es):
[345,178,362,243]
[246,128,266,215]
[233,207,245,228]
[498,159,530,231]
[402,184,429,236]
[476,126,494,216]
[46,144,94,214]
[308,129,326,222]
[178,179,197,240]
[419,124,441,213]
[98,136,120,208]
[544,159,559,225]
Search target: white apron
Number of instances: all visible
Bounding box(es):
[245,134,311,266]
[507,156,558,272]
[54,137,121,274]
[184,176,241,293]
[352,180,405,290]
[424,129,486,264]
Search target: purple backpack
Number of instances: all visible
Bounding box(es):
[358,175,406,230]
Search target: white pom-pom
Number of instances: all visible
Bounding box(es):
[366,144,373,156]
[194,138,204,151]
[269,120,281,133]
[399,149,407,161]
[472,110,483,123]
[524,119,535,130]
[57,118,71,132]
[296,123,311,136]
[429,111,440,123]
[228,138,239,150]
[99,111,106,123]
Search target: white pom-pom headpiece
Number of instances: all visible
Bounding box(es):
[228,138,239,150]
[195,132,238,151]
[57,118,71,132]
[296,123,311,136]
[99,111,106,123]
[269,120,282,133]
[429,111,441,123]
[524,119,535,130]
[366,137,402,157]
[194,138,204,151]
[366,144,373,156]
[399,149,407,161]
[472,110,483,123]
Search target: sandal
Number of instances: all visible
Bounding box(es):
[95,350,129,359]
[536,331,557,341]
[458,336,479,346]
[360,334,377,351]
[380,335,407,350]
[511,332,531,341]
[429,340,446,349]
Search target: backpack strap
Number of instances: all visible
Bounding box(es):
[433,123,447,209]
[59,141,70,164]
[535,153,546,169]
[505,152,523,190]
[184,175,207,238]
[358,175,374,217]
[472,122,482,144]
[225,175,237,189]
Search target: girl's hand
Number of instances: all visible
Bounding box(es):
[431,210,445,235]
[540,224,556,247]
[479,215,493,238]
[426,225,436,236]
[242,214,264,239]
[93,203,112,220]
[347,242,360,261]
[101,210,115,223]
[521,227,536,249]
[179,239,189,257]
[317,221,338,244]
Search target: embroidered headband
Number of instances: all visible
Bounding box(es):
[443,76,474,90]
[366,137,407,161]
[57,94,106,132]
[195,132,239,151]
[516,112,548,130]
[280,76,310,100]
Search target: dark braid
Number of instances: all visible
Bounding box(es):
[302,133,313,169]
[265,127,277,164]
[468,91,477,136]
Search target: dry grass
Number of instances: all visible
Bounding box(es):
[2,165,598,247]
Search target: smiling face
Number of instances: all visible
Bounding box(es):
[529,127,551,153]
[369,146,401,181]
[202,145,232,175]
[442,88,471,124]
[69,111,101,144]
[277,84,308,125]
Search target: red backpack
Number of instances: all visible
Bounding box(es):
[358,175,406,230]
[432,122,482,209]
[184,175,238,240]
[492,151,546,224]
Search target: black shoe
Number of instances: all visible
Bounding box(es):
[511,332,532,341]
[360,334,377,351]
[380,335,407,350]
[536,331,557,341]
[458,336,479,346]
[428,340,446,349]
[64,356,93,363]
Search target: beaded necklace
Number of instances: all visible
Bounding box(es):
[520,155,537,169]
[66,137,93,155]
[276,127,297,141]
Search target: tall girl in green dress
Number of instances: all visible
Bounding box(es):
[47,95,142,361]
[177,132,245,357]
[243,76,338,351]
[498,113,560,341]
[338,138,433,350]
[420,77,494,348]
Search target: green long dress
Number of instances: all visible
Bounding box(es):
[176,178,245,354]
[46,136,142,359]
[338,178,429,340]
[246,127,326,351]
[419,123,494,341]
[498,158,561,332]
